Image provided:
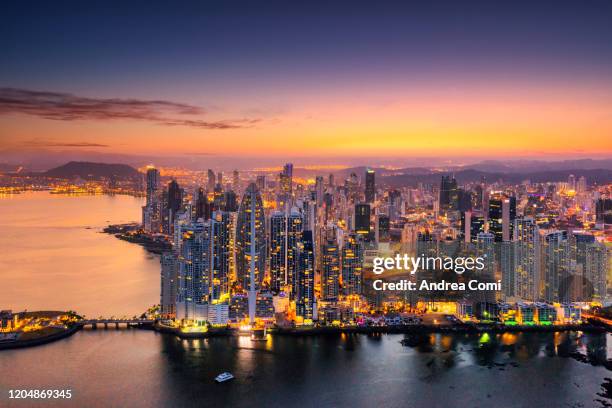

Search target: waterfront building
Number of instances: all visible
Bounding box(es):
[235,183,266,324]
[176,221,211,321]
[256,292,276,320]
[160,252,178,318]
[210,210,232,302]
[296,231,315,321]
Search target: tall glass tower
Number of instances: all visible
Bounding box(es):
[236,183,266,323]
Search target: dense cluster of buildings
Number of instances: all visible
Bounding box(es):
[142,164,611,329]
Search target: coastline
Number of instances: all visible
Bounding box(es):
[0,324,81,351]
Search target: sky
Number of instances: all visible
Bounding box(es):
[1,0,612,166]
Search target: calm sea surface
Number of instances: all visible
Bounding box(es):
[1,192,611,408]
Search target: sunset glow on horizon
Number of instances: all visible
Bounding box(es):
[1,1,612,161]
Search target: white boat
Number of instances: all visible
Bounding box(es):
[215,372,234,383]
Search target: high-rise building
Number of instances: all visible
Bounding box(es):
[296,231,315,321]
[232,170,240,190]
[322,238,340,301]
[269,212,288,292]
[500,241,515,299]
[235,183,266,323]
[195,187,212,220]
[176,221,211,321]
[210,211,232,302]
[346,172,359,203]
[145,166,160,206]
[476,232,496,302]
[207,169,216,191]
[462,211,485,243]
[315,176,324,206]
[513,217,540,301]
[568,174,576,191]
[377,214,390,243]
[223,190,238,212]
[596,198,612,225]
[256,175,266,191]
[577,176,587,193]
[166,180,183,234]
[439,175,458,214]
[572,232,608,302]
[488,195,516,242]
[542,230,570,303]
[354,203,371,240]
[365,169,375,203]
[160,252,178,318]
[167,180,182,213]
[342,233,364,296]
[269,208,304,294]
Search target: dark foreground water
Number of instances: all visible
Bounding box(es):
[1,329,611,407]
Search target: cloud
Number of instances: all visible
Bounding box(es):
[0,88,257,129]
[21,139,110,148]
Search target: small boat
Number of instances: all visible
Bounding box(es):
[215,372,234,383]
[251,328,267,341]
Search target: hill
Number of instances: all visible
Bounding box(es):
[44,161,140,180]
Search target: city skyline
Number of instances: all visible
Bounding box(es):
[2,0,612,160]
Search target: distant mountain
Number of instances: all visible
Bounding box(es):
[382,168,612,187]
[462,159,612,173]
[44,161,141,180]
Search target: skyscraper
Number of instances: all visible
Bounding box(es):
[195,187,212,220]
[354,203,371,240]
[167,180,182,214]
[542,230,570,303]
[296,231,315,321]
[488,195,516,242]
[160,252,178,318]
[166,180,183,234]
[342,233,364,296]
[232,170,240,190]
[315,176,324,206]
[210,210,232,302]
[176,221,211,321]
[322,238,340,301]
[476,232,496,302]
[462,211,485,243]
[439,175,458,214]
[236,183,266,323]
[269,212,288,293]
[223,190,238,212]
[145,166,160,206]
[377,214,390,243]
[207,169,216,191]
[365,169,375,203]
[513,217,540,301]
